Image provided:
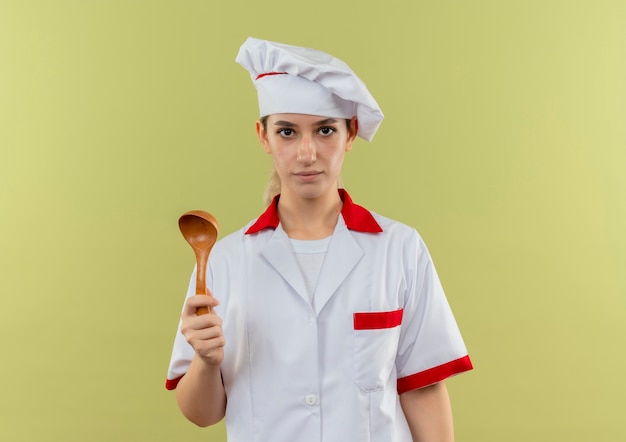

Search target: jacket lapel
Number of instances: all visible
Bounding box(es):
[313,216,364,315]
[260,225,309,305]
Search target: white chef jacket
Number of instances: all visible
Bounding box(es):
[166,189,472,442]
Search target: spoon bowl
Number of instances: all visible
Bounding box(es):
[179,210,219,315]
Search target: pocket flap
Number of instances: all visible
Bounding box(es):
[353,308,403,330]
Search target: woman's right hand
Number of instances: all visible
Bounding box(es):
[180,292,225,367]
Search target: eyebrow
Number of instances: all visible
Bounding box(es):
[273,118,340,127]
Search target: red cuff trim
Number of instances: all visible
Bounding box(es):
[397,355,473,394]
[354,309,403,330]
[165,375,184,391]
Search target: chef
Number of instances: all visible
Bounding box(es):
[166,36,473,441]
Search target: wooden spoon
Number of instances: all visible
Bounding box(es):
[178,210,219,315]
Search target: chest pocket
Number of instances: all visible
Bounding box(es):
[353,308,403,392]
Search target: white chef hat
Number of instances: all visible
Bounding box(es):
[235,37,384,141]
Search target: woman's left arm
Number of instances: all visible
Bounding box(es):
[399,381,455,442]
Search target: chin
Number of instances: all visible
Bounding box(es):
[297,185,336,201]
[298,190,323,200]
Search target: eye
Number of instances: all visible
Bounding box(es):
[318,126,336,136]
[277,128,295,137]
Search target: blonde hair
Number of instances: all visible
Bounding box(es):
[263,169,282,206]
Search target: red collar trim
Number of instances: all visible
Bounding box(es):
[245,189,383,235]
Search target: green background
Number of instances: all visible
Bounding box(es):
[1,1,625,440]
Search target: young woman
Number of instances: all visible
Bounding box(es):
[166,37,473,441]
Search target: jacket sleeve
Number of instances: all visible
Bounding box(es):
[164,268,198,390]
[395,232,473,394]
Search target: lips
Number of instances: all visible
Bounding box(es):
[293,171,322,181]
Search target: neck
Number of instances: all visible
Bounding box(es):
[277,189,343,240]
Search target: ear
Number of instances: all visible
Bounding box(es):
[344,117,358,152]
[256,119,272,154]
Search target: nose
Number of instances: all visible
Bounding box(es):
[296,135,316,165]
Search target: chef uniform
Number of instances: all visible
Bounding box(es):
[166,37,473,442]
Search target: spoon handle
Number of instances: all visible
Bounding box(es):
[195,249,210,315]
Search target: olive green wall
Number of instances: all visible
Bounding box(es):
[1,1,625,441]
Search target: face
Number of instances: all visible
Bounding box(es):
[257,113,358,201]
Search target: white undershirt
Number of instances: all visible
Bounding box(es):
[290,236,331,303]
